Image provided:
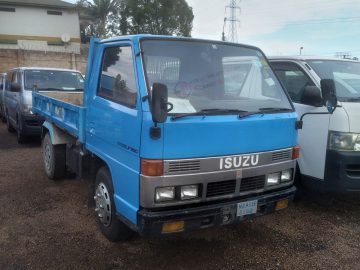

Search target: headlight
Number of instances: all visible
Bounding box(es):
[180,185,198,200]
[328,131,360,151]
[155,187,175,202]
[281,169,293,182]
[22,104,33,114]
[266,172,280,186]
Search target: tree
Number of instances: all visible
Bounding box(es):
[77,0,121,39]
[114,0,194,37]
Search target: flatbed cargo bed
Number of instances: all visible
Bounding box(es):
[32,91,86,142]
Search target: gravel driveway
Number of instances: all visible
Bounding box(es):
[0,123,359,270]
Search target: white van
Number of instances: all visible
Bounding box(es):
[269,56,360,193]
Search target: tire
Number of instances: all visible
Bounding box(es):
[94,167,134,242]
[16,117,27,144]
[41,133,66,180]
[6,113,15,133]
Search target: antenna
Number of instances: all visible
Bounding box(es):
[61,33,71,44]
[224,0,241,43]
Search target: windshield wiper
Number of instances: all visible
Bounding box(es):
[171,107,293,121]
[37,87,64,91]
[343,97,360,102]
[238,107,293,119]
[171,108,248,121]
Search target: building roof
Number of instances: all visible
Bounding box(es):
[0,0,75,9]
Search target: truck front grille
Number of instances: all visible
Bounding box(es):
[206,180,236,197]
[346,165,360,177]
[240,175,266,192]
[272,149,291,162]
[168,160,201,173]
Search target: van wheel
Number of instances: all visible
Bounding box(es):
[94,167,134,242]
[16,121,27,144]
[6,113,15,133]
[42,133,66,180]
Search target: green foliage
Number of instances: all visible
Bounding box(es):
[78,0,194,40]
[117,0,194,37]
[77,0,121,39]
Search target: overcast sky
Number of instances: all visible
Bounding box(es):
[67,0,360,58]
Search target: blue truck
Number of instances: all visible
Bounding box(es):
[33,35,300,241]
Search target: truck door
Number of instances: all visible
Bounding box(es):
[85,43,142,223]
[271,61,330,180]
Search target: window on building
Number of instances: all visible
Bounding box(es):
[0,7,15,12]
[98,46,137,108]
[47,10,62,15]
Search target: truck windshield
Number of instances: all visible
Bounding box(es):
[24,70,84,91]
[141,40,292,114]
[306,60,360,102]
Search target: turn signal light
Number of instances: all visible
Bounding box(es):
[292,146,300,159]
[141,159,164,176]
[162,221,185,233]
[275,199,289,210]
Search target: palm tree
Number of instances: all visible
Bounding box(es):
[77,0,121,38]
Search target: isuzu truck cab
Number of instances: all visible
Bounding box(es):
[270,56,360,193]
[33,35,300,242]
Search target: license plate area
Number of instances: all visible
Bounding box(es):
[237,199,258,217]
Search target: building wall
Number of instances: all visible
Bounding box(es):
[0,48,88,74]
[0,5,80,54]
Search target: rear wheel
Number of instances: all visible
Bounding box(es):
[94,167,134,242]
[42,133,66,180]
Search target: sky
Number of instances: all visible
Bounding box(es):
[66,0,360,58]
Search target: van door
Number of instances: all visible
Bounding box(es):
[85,43,142,223]
[271,61,330,180]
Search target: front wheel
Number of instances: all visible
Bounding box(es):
[41,133,66,180]
[94,167,134,242]
[16,118,27,144]
[6,113,15,133]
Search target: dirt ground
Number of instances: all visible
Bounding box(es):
[0,123,360,270]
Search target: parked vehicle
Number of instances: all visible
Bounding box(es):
[0,73,6,122]
[269,56,360,193]
[33,35,304,242]
[4,67,84,143]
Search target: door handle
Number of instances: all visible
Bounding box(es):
[89,123,95,135]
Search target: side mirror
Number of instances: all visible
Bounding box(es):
[10,82,21,92]
[320,79,337,114]
[301,86,322,107]
[151,83,172,123]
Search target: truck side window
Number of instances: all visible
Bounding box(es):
[271,62,315,104]
[98,46,137,108]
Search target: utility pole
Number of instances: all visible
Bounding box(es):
[223,0,241,43]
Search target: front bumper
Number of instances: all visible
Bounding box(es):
[20,113,44,135]
[137,186,296,236]
[323,150,360,193]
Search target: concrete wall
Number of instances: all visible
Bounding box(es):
[0,5,80,53]
[0,48,88,74]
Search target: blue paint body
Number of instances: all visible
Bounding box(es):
[33,35,298,226]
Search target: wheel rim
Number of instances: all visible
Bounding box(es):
[43,143,51,172]
[94,182,112,227]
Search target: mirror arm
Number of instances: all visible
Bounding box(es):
[296,112,332,130]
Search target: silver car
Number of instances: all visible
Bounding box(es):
[0,73,6,122]
[4,67,84,143]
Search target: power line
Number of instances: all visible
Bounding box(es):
[244,16,360,27]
